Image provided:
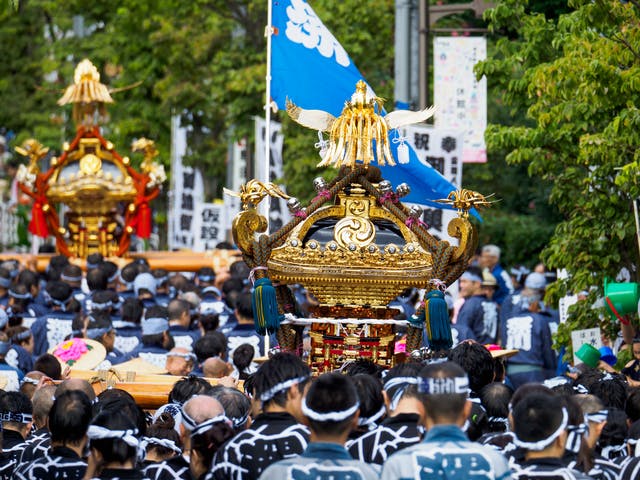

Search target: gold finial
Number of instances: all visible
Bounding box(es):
[224,180,290,210]
[435,189,496,218]
[287,82,436,169]
[58,59,114,106]
[57,59,114,128]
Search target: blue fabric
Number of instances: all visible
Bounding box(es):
[380,424,512,480]
[490,265,514,306]
[259,442,380,480]
[302,442,353,461]
[456,295,498,345]
[112,321,142,355]
[168,324,201,351]
[502,310,556,378]
[8,344,34,375]
[31,311,75,357]
[0,361,24,381]
[270,0,472,214]
[226,323,265,358]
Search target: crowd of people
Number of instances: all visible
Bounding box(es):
[0,245,637,479]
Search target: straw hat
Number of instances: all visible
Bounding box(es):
[485,344,519,359]
[49,338,106,370]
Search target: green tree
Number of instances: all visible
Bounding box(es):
[477,0,640,347]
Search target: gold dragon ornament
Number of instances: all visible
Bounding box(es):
[223,180,290,255]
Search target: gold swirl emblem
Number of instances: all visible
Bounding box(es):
[334,216,375,249]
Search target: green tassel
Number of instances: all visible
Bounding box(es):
[424,290,452,351]
[252,277,284,335]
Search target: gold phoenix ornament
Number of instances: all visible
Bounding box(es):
[223,180,290,210]
[436,189,496,217]
[287,80,436,168]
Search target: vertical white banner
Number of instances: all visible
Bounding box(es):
[169,115,204,249]
[172,167,204,249]
[193,201,227,252]
[254,117,291,233]
[400,125,463,244]
[433,37,487,163]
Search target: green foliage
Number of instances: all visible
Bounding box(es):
[479,0,640,347]
[0,0,395,203]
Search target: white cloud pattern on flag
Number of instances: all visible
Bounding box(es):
[285,0,350,67]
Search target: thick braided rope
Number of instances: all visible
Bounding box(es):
[406,325,423,352]
[358,175,438,252]
[276,323,298,352]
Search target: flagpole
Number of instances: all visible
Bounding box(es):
[263,0,273,350]
[262,0,274,223]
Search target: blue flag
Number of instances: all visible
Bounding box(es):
[271,0,461,210]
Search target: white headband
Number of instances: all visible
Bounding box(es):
[384,377,419,411]
[190,415,232,437]
[383,377,419,391]
[627,438,640,457]
[565,423,588,453]
[357,404,386,428]
[585,410,608,424]
[418,376,469,395]
[167,351,197,362]
[140,436,182,455]
[87,425,139,448]
[259,376,309,403]
[513,408,568,451]
[460,272,482,283]
[488,416,510,426]
[301,397,359,422]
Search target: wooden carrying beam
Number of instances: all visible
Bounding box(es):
[0,249,242,274]
[66,369,243,410]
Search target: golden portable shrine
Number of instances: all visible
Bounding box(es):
[230,81,490,373]
[15,59,166,259]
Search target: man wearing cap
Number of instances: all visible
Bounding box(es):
[381,361,511,480]
[456,266,499,345]
[480,245,514,306]
[348,363,424,465]
[501,284,557,389]
[129,305,175,368]
[133,272,158,309]
[260,372,380,480]
[209,352,311,480]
